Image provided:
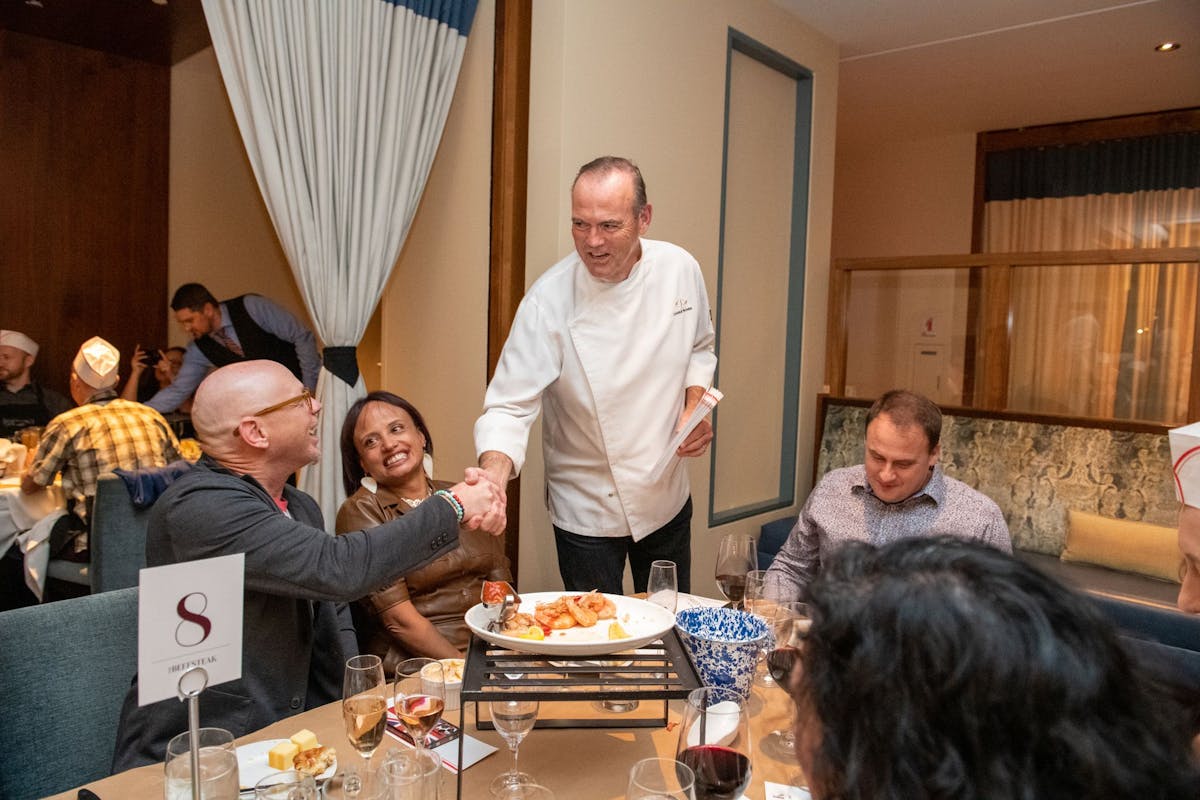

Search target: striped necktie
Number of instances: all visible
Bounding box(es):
[212,328,244,357]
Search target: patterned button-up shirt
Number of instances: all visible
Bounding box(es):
[764,465,1011,601]
[27,390,182,520]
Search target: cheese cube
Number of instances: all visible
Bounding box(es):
[267,740,299,771]
[290,729,320,752]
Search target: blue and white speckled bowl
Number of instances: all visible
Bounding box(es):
[675,606,770,698]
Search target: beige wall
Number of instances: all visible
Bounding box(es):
[168,49,313,350]
[831,133,977,258]
[831,133,977,400]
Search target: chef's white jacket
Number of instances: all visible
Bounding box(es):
[474,239,717,541]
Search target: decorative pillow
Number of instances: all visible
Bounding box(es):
[1061,510,1182,584]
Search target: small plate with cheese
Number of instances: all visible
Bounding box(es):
[237,729,337,790]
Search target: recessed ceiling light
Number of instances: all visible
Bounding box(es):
[1154,42,1181,52]
[24,0,43,8]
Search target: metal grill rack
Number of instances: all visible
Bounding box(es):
[454,630,700,799]
[460,629,700,729]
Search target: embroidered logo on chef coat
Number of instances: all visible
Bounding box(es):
[673,298,694,316]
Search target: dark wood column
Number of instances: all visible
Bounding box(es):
[489,0,532,578]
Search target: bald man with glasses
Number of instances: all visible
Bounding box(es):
[112,360,502,769]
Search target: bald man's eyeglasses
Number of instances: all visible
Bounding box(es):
[252,388,315,418]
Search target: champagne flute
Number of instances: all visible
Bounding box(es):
[647,559,679,613]
[626,757,696,800]
[394,658,446,751]
[714,533,757,610]
[675,686,752,800]
[762,602,810,760]
[342,654,387,796]
[489,696,540,797]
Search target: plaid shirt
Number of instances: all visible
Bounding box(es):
[27,390,182,520]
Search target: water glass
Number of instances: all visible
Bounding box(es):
[253,770,318,799]
[379,748,441,800]
[163,727,239,800]
[647,559,679,613]
[626,757,696,800]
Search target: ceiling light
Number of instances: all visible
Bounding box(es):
[1154,42,1181,52]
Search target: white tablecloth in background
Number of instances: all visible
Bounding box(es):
[1,477,67,600]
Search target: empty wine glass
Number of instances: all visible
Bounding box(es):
[494,785,554,800]
[675,686,752,800]
[341,654,387,796]
[254,770,318,800]
[647,559,679,613]
[626,757,696,800]
[743,570,775,687]
[762,602,810,760]
[489,696,540,797]
[394,658,445,751]
[714,533,757,610]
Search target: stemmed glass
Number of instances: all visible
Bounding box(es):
[743,570,775,687]
[394,658,445,751]
[626,757,696,800]
[714,533,757,610]
[762,602,810,760]
[675,686,752,800]
[647,559,679,613]
[489,696,540,797]
[341,654,388,796]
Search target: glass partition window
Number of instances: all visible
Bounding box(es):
[1007,262,1197,424]
[843,268,971,406]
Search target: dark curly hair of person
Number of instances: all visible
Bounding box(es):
[792,536,1200,799]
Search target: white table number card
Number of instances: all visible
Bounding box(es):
[1170,420,1200,507]
[137,553,245,706]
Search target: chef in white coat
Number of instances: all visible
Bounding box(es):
[474,156,716,594]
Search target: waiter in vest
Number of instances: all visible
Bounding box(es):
[0,330,72,439]
[145,283,320,414]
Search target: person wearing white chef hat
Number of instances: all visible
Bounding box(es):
[21,336,182,557]
[0,329,72,439]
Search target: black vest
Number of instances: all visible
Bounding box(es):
[194,295,303,381]
[0,383,53,439]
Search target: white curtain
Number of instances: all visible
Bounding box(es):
[986,188,1200,423]
[201,0,478,527]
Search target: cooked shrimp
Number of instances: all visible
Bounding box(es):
[566,595,598,627]
[502,611,537,633]
[578,590,617,620]
[534,600,575,629]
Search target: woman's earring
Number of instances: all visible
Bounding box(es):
[423,452,434,479]
[360,476,378,493]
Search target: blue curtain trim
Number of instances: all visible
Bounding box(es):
[323,346,361,387]
[379,0,479,35]
[986,131,1200,201]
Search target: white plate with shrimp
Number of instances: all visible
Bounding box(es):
[465,591,676,656]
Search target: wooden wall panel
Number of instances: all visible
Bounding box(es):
[0,31,169,399]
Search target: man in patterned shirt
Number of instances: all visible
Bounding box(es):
[764,389,1011,601]
[21,336,181,557]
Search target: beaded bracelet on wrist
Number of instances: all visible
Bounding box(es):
[434,489,465,523]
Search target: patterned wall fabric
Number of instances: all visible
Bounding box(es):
[817,403,1176,554]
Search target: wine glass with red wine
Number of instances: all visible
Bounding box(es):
[393,658,445,751]
[714,533,758,610]
[762,602,810,760]
[675,686,752,800]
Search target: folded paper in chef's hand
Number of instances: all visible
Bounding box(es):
[650,387,723,481]
[1170,421,1200,507]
